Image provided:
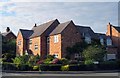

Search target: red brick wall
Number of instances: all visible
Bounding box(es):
[49,34,62,59]
[16,32,24,56]
[29,37,41,55]
[49,22,82,59]
[61,22,82,58]
[106,23,120,57]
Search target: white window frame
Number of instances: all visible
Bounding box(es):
[107,54,116,60]
[47,37,50,44]
[85,36,91,44]
[34,44,38,50]
[107,38,112,46]
[100,38,104,45]
[18,40,21,45]
[29,39,32,44]
[54,35,59,43]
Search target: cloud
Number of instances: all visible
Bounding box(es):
[0,2,118,35]
[9,0,120,2]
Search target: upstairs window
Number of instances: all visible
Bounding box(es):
[47,37,50,44]
[29,39,32,44]
[34,44,38,50]
[107,38,112,46]
[85,36,91,44]
[54,35,59,43]
[18,40,21,45]
[100,38,104,45]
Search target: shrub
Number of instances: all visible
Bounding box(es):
[85,60,94,65]
[33,65,39,71]
[2,62,17,70]
[39,64,49,71]
[18,64,31,71]
[99,61,119,70]
[84,60,94,70]
[61,65,69,71]
[49,64,61,71]
[60,58,69,65]
[69,64,79,71]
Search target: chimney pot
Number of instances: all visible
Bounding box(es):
[6,27,10,32]
[34,23,37,27]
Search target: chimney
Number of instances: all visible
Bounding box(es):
[108,22,112,36]
[34,23,37,27]
[6,27,10,32]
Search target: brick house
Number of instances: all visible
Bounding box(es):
[106,22,120,60]
[76,25,98,44]
[2,27,16,41]
[49,21,82,59]
[17,19,120,60]
[16,19,82,59]
[16,19,60,58]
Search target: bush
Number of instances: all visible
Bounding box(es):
[60,58,69,65]
[99,61,119,70]
[85,60,94,65]
[69,64,79,71]
[18,64,31,71]
[39,64,49,71]
[84,60,94,70]
[49,64,61,71]
[33,65,39,71]
[2,62,17,70]
[61,65,69,71]
[39,64,61,71]
[69,64,87,71]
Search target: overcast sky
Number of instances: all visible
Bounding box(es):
[0,0,119,35]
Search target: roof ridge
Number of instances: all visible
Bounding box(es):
[32,19,58,29]
[76,25,90,28]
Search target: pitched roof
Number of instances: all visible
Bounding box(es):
[2,31,16,38]
[76,25,97,39]
[30,19,59,38]
[50,20,72,35]
[19,29,33,39]
[95,33,106,39]
[113,26,120,32]
[2,31,12,36]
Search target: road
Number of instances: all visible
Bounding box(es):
[1,71,120,78]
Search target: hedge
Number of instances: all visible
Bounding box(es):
[2,61,119,71]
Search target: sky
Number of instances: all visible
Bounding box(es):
[0,0,119,35]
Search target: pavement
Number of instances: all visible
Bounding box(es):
[1,70,120,78]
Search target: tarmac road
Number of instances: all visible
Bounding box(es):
[1,71,120,78]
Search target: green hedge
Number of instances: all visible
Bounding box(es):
[39,64,61,71]
[2,61,119,71]
[98,61,119,70]
[2,62,32,71]
[2,62,17,70]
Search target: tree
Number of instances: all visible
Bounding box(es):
[83,45,106,62]
[2,39,16,54]
[66,41,88,59]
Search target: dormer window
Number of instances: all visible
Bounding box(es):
[107,38,112,46]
